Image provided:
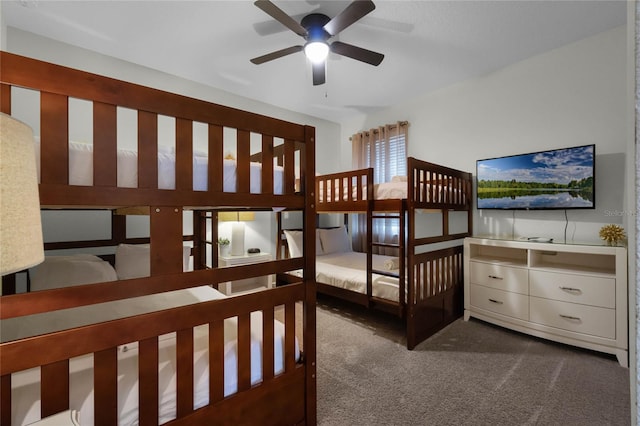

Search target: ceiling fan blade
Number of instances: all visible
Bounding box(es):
[254,0,308,37]
[330,41,384,66]
[250,45,303,64]
[253,12,310,36]
[323,0,375,36]
[312,62,326,86]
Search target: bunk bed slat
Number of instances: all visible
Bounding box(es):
[40,92,69,185]
[237,313,252,392]
[208,124,224,192]
[1,375,11,425]
[150,206,183,275]
[93,102,118,187]
[285,301,296,372]
[94,347,118,426]
[176,328,194,417]
[284,140,296,194]
[176,118,193,191]
[263,307,276,381]
[138,111,158,189]
[209,320,225,404]
[237,129,251,194]
[139,336,160,426]
[41,359,70,417]
[261,135,275,194]
[0,83,10,114]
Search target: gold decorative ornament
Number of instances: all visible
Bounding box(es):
[599,224,625,246]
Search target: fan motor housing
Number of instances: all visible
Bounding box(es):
[301,13,331,41]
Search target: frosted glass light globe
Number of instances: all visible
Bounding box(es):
[304,42,329,64]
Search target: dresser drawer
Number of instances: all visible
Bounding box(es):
[470,284,529,320]
[469,261,528,294]
[530,270,615,309]
[529,297,615,339]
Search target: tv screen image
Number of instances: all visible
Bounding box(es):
[476,144,595,210]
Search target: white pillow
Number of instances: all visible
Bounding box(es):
[316,229,324,255]
[391,175,407,183]
[319,226,351,255]
[283,230,303,258]
[115,243,150,279]
[29,255,117,291]
[283,230,323,257]
[183,245,192,272]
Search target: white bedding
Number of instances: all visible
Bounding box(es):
[5,286,299,426]
[292,251,402,302]
[35,141,284,193]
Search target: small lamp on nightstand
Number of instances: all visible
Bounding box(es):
[0,113,44,284]
[218,211,255,256]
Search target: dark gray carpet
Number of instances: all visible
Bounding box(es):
[316,296,630,426]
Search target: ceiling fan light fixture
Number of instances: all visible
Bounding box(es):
[304,41,329,64]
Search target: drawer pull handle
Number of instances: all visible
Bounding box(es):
[559,314,581,321]
[488,275,503,280]
[559,286,581,293]
[488,298,503,305]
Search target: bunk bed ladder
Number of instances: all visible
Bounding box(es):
[370,207,406,317]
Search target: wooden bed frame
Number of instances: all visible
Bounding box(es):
[0,52,317,425]
[314,158,472,349]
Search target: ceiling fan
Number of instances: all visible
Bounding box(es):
[250,0,385,86]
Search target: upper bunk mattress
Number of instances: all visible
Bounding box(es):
[35,141,284,193]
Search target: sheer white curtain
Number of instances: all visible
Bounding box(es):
[351,122,408,253]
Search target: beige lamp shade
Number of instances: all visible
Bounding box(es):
[218,211,255,222]
[0,113,44,275]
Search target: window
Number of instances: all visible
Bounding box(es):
[351,122,408,253]
[352,122,407,184]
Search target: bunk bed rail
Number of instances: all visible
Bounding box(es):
[1,284,305,425]
[0,52,307,210]
[408,157,472,210]
[316,168,373,212]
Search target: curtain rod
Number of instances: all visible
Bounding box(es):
[349,121,409,140]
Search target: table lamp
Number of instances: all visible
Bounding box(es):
[1,113,44,279]
[218,211,255,256]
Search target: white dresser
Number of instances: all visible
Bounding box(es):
[464,237,628,367]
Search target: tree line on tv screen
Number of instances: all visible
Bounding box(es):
[477,177,593,191]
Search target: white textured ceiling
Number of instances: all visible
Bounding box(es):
[2,0,627,123]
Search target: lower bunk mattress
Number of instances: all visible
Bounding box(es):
[4,286,299,426]
[292,251,402,302]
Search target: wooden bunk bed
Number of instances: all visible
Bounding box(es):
[0,52,317,425]
[312,158,472,349]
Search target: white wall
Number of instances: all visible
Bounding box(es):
[341,26,628,245]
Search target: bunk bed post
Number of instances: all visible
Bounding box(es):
[149,207,183,275]
[398,200,406,316]
[302,125,317,425]
[366,201,373,303]
[276,211,283,260]
[406,158,417,349]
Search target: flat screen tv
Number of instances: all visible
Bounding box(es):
[476,144,595,210]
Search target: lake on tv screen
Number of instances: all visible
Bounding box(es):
[477,189,593,209]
